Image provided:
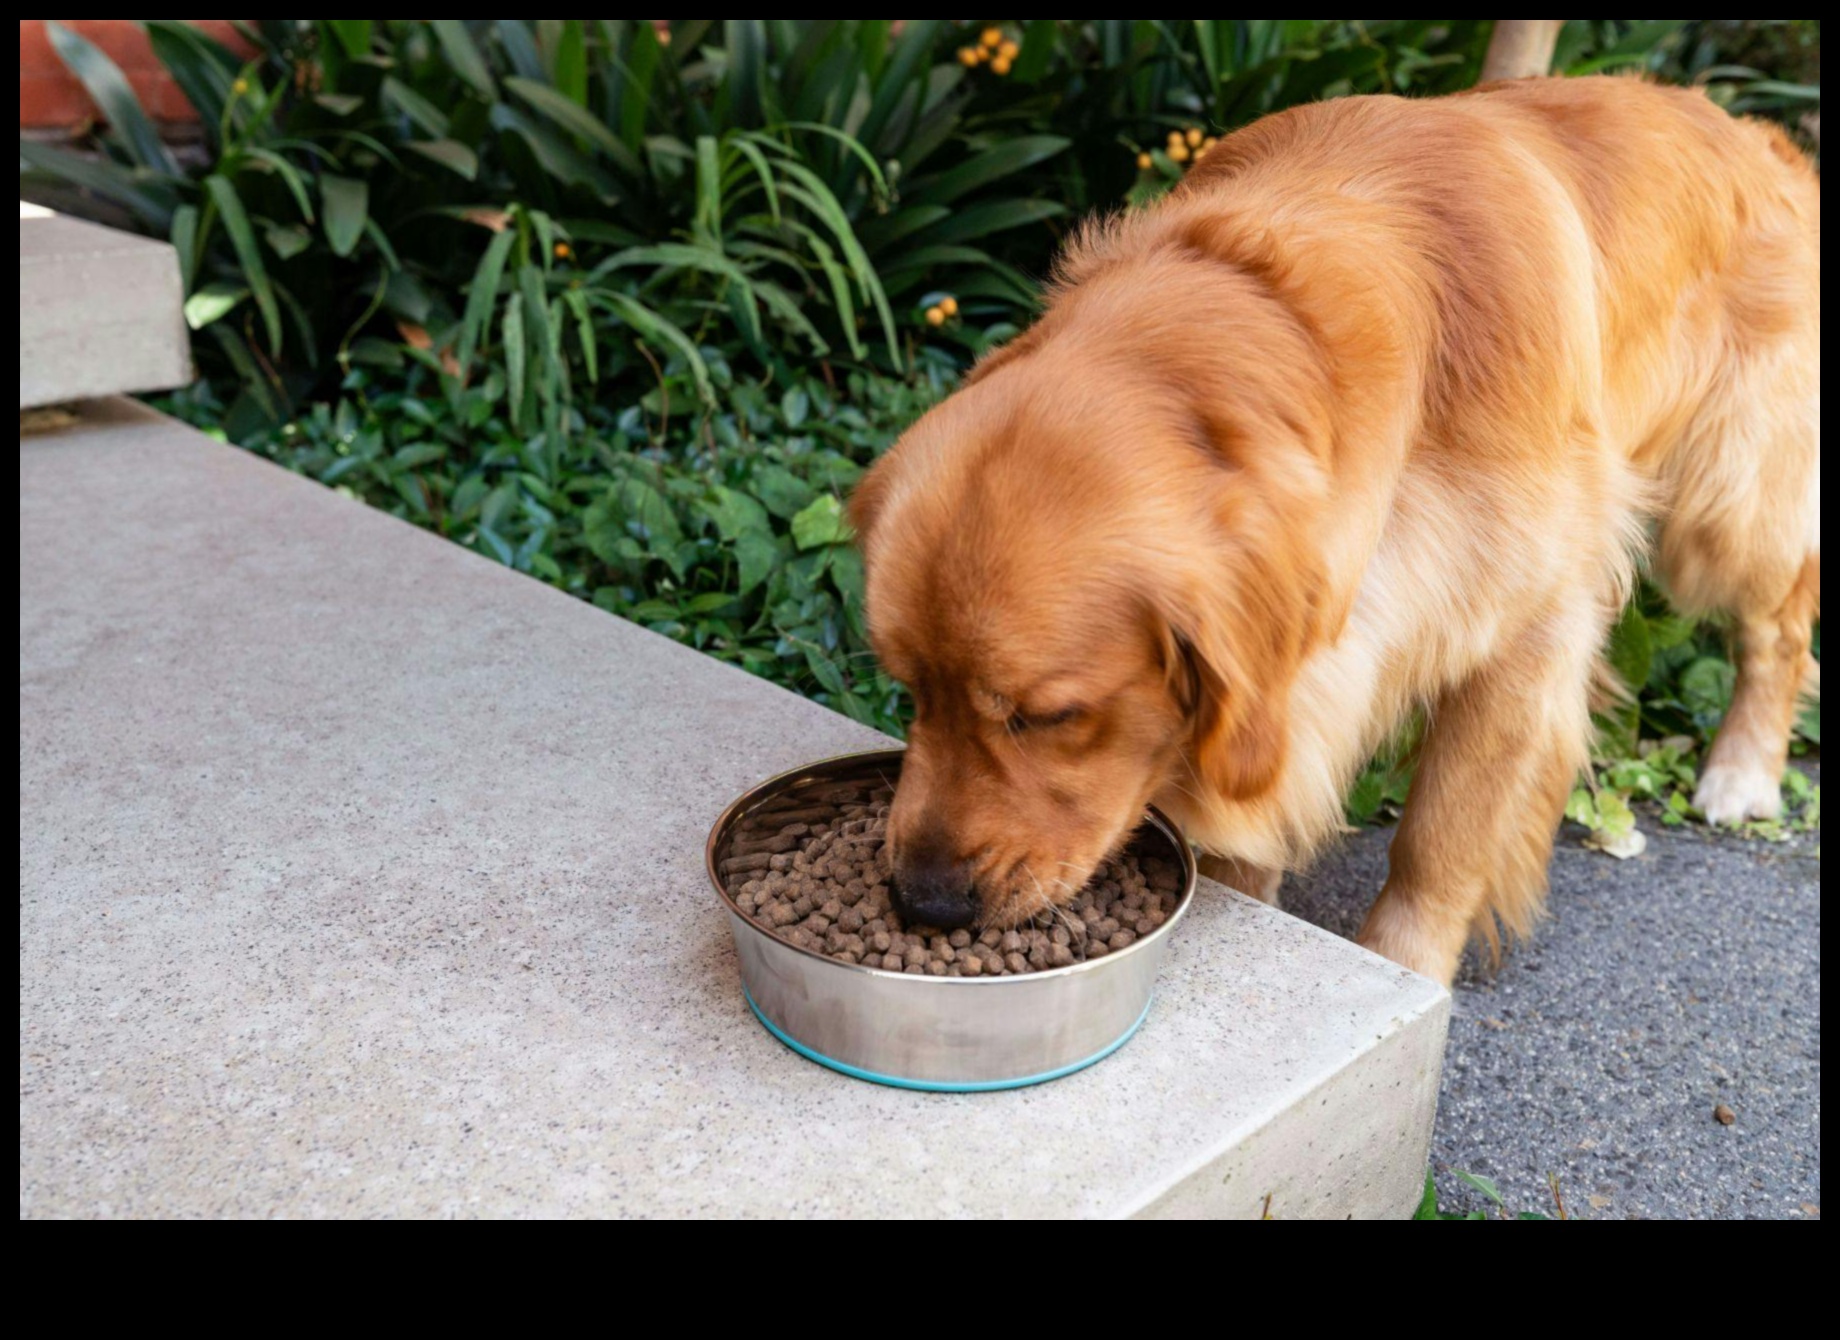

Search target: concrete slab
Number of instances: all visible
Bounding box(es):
[20,399,1448,1219]
[19,206,190,407]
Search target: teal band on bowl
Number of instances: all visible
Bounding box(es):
[742,984,1153,1092]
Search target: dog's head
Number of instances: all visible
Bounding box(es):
[852,270,1330,929]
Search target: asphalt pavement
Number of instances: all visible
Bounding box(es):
[1282,764,1821,1220]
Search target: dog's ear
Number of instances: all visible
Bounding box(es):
[1166,482,1325,802]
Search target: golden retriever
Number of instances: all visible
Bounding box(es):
[850,77,1820,986]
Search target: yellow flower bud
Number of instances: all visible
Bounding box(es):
[998,40,1020,60]
[981,27,1003,48]
[1186,128,1203,147]
[957,46,980,67]
[554,242,571,260]
[939,296,958,317]
[1136,152,1153,170]
[925,306,946,327]
[991,56,1011,75]
[1168,143,1190,163]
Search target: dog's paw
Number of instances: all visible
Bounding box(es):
[1693,762,1783,826]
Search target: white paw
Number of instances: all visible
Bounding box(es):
[1693,763,1783,826]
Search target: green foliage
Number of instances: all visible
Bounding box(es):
[1413,1167,1559,1220]
[24,19,1074,432]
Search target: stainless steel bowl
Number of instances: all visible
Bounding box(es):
[706,749,1197,1091]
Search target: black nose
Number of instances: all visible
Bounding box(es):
[892,848,977,929]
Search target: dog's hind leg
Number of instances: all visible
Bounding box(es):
[1656,340,1820,825]
[1357,596,1603,985]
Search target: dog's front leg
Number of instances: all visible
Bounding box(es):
[1357,607,1597,985]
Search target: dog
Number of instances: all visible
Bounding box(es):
[850,76,1820,986]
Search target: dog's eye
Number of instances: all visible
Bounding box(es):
[1009,706,1081,734]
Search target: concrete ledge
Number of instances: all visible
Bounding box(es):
[20,399,1448,1218]
[19,203,191,407]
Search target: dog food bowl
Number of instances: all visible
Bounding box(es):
[705,749,1196,1091]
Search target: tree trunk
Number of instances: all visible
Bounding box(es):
[1479,19,1564,82]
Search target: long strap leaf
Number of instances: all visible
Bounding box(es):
[44,21,176,172]
[203,174,282,354]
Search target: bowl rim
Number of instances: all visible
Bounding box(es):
[705,747,1197,985]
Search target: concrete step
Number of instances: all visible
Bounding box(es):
[19,201,190,407]
[19,399,1448,1219]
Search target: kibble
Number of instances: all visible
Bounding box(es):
[720,779,1183,976]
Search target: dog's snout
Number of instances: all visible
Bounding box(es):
[891,842,978,930]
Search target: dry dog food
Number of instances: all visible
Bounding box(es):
[719,780,1183,976]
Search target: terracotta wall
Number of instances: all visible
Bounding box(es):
[21,20,253,129]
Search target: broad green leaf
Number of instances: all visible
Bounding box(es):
[458,226,516,373]
[619,22,664,152]
[203,174,282,353]
[909,135,1071,206]
[405,138,479,179]
[1564,788,1598,828]
[183,282,246,330]
[592,291,716,406]
[430,20,496,98]
[327,19,373,59]
[551,20,588,107]
[750,463,816,520]
[169,203,199,293]
[736,531,779,597]
[382,76,450,137]
[45,21,174,172]
[791,494,851,550]
[1582,791,1645,859]
[320,175,368,257]
[698,486,772,543]
[562,288,597,384]
[858,17,944,152]
[1012,20,1058,83]
[1606,601,1652,692]
[782,386,810,427]
[1412,1170,1441,1220]
[908,198,1066,248]
[727,19,768,127]
[828,545,866,611]
[1678,656,1736,723]
[1452,1170,1504,1206]
[19,140,177,230]
[502,294,526,430]
[243,148,315,222]
[144,20,241,145]
[505,76,642,175]
[1645,613,1699,651]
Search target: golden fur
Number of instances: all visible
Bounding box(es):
[851,77,1820,985]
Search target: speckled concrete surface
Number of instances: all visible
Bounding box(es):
[1284,782,1821,1220]
[20,400,1447,1219]
[19,208,189,407]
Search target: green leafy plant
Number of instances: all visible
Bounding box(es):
[1413,1167,1561,1220]
[24,19,1078,432]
